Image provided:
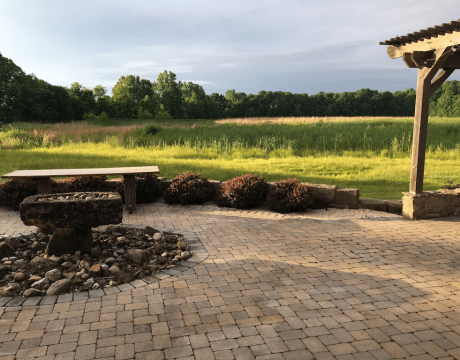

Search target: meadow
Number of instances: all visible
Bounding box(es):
[1,116,460,200]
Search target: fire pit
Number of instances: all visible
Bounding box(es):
[19,192,123,256]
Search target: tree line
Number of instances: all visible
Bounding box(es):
[2,51,460,123]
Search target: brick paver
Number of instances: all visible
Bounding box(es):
[1,202,460,359]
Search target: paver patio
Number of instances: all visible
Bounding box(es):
[1,202,460,359]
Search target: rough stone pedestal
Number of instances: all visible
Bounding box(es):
[20,192,123,256]
[402,189,460,219]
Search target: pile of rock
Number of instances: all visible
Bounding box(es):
[0,225,192,297]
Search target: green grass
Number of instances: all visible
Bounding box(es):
[1,143,459,199]
[1,117,460,200]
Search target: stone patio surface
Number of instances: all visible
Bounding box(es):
[1,202,460,359]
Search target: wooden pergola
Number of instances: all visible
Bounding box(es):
[380,20,460,194]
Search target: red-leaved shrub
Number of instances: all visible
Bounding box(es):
[163,172,213,205]
[265,178,312,213]
[217,174,267,209]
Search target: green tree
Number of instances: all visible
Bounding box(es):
[0,52,26,122]
[112,75,157,118]
[93,85,107,100]
[152,71,182,118]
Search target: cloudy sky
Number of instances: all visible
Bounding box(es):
[1,0,460,96]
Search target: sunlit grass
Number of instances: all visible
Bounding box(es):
[2,142,460,199]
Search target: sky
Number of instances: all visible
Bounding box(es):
[1,0,460,96]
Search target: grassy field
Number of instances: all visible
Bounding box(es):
[1,117,460,200]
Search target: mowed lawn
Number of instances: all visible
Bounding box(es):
[2,143,459,199]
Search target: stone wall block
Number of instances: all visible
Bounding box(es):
[360,198,386,212]
[403,192,429,219]
[303,183,337,208]
[334,188,359,205]
[383,200,403,215]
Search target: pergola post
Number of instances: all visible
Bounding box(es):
[410,47,453,193]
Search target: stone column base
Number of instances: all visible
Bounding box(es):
[402,190,460,219]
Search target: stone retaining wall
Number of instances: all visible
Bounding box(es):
[129,177,402,215]
[402,189,460,219]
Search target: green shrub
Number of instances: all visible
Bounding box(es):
[0,178,37,211]
[265,178,312,213]
[155,110,173,120]
[135,174,163,203]
[217,174,267,209]
[98,112,109,121]
[143,110,154,119]
[137,124,160,136]
[164,172,212,205]
[86,113,97,121]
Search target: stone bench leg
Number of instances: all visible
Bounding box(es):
[123,175,136,214]
[35,177,51,194]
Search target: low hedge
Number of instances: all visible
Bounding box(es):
[0,173,313,214]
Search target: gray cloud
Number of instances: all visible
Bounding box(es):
[1,0,459,95]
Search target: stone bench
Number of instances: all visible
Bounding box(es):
[1,166,159,214]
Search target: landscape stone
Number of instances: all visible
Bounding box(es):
[0,242,15,259]
[27,257,59,275]
[45,269,61,282]
[13,273,27,282]
[31,278,49,289]
[24,288,44,297]
[125,249,147,264]
[46,278,71,295]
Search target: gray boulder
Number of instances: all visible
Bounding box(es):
[46,279,71,295]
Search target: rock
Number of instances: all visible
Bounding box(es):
[27,256,59,275]
[46,279,71,295]
[144,226,156,236]
[0,285,13,296]
[181,251,191,260]
[14,273,27,282]
[157,257,167,264]
[75,270,86,278]
[31,278,50,289]
[45,269,62,282]
[0,242,15,259]
[177,240,187,251]
[62,272,76,280]
[80,260,91,271]
[153,244,165,255]
[15,259,28,270]
[31,242,47,251]
[81,273,89,280]
[29,275,42,282]
[164,235,178,244]
[91,246,102,258]
[117,236,127,242]
[125,249,147,264]
[89,264,101,276]
[104,257,116,265]
[109,265,120,274]
[61,261,74,269]
[100,264,110,277]
[24,288,44,297]
[92,283,101,290]
[0,265,11,280]
[153,232,163,241]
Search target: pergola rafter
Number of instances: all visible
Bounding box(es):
[380,20,460,194]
